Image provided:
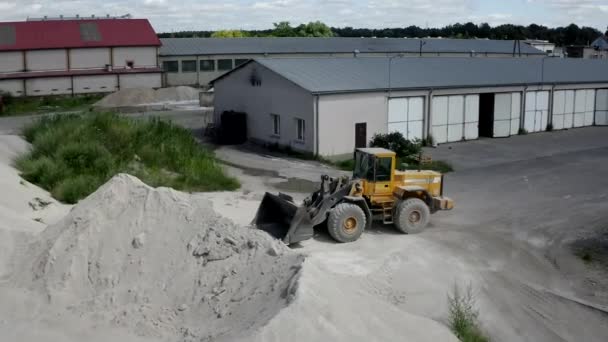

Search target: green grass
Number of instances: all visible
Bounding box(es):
[17,112,239,203]
[447,283,490,342]
[0,94,103,116]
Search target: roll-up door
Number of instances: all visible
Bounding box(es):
[388,97,424,140]
[432,95,479,144]
[524,91,549,133]
[595,89,608,125]
[492,92,521,137]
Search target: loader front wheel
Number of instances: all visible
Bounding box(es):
[394,198,430,234]
[327,203,366,243]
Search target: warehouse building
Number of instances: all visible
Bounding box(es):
[213,57,608,158]
[159,37,545,87]
[0,17,162,97]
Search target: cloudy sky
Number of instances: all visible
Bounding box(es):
[0,0,606,33]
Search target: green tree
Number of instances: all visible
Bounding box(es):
[296,21,334,37]
[272,21,295,37]
[211,30,247,38]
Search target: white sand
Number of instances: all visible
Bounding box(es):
[94,87,200,109]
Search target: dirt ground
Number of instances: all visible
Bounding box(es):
[1,110,607,341]
[214,126,608,342]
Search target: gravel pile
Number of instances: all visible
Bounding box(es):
[94,87,200,109]
[11,174,303,342]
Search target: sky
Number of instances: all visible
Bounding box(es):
[0,0,606,33]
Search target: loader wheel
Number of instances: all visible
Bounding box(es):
[394,198,430,234]
[327,203,366,243]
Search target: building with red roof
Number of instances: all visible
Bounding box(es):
[0,17,162,97]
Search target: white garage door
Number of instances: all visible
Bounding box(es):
[573,89,595,127]
[493,92,521,137]
[388,97,424,141]
[524,91,549,133]
[432,95,479,144]
[552,90,575,130]
[596,89,608,126]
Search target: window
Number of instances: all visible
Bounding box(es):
[271,114,280,136]
[182,60,197,72]
[296,118,305,142]
[235,58,249,67]
[375,157,392,182]
[218,59,233,71]
[162,61,178,72]
[200,60,215,72]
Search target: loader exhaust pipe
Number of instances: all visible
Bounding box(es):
[253,192,314,244]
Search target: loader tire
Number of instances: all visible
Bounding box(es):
[327,203,366,243]
[394,198,430,234]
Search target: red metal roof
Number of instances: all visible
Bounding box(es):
[0,19,161,52]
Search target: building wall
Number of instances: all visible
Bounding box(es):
[70,48,111,69]
[26,49,67,71]
[318,92,388,157]
[214,62,315,153]
[0,79,25,96]
[0,51,24,73]
[25,77,71,96]
[73,75,118,94]
[113,47,157,68]
[119,73,162,89]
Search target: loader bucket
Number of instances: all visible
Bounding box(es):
[253,192,314,244]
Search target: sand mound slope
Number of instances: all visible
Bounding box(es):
[94,87,200,108]
[12,174,303,341]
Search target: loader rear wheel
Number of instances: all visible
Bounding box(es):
[327,203,366,243]
[394,198,430,234]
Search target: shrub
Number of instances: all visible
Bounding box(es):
[546,123,553,132]
[447,283,490,342]
[518,128,528,135]
[369,132,422,164]
[17,112,239,203]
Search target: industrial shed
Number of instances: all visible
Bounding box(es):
[213,57,608,158]
[0,17,162,97]
[160,37,545,87]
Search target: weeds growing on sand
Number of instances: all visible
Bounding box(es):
[447,283,490,342]
[17,112,239,203]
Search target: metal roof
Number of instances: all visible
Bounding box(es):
[0,19,161,52]
[218,57,608,94]
[159,37,545,56]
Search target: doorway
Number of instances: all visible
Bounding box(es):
[479,93,495,137]
[355,122,367,148]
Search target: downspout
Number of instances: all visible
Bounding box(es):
[314,95,319,156]
[426,88,434,144]
[520,85,528,130]
[548,84,555,129]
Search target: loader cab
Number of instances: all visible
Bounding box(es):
[353,148,396,198]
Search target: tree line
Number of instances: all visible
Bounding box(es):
[157,21,607,47]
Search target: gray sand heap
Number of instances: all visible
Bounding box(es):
[94,86,200,109]
[11,174,303,342]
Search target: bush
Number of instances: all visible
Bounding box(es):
[369,132,422,164]
[447,283,490,342]
[546,123,553,132]
[18,112,239,203]
[518,128,528,135]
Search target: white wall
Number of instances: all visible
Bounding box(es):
[25,77,71,96]
[0,79,24,96]
[73,75,118,94]
[214,62,315,153]
[113,47,157,68]
[70,48,110,69]
[318,92,388,156]
[26,49,67,71]
[0,51,24,73]
[119,73,162,89]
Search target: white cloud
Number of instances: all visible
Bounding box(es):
[0,0,605,32]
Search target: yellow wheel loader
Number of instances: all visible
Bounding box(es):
[253,147,454,244]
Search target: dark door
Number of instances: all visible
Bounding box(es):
[355,123,367,148]
[479,93,495,137]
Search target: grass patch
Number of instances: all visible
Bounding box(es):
[0,93,103,116]
[447,283,490,342]
[17,112,239,203]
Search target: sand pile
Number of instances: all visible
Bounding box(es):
[10,174,303,342]
[94,87,200,109]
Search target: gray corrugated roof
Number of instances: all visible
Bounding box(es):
[159,37,545,56]
[227,57,608,94]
